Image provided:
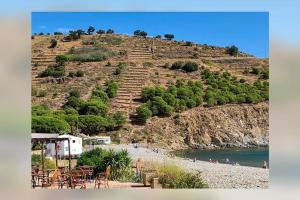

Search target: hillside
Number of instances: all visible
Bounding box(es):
[31,33,269,150]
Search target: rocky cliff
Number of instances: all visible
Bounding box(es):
[133,102,268,150]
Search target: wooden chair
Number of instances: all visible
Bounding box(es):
[31,167,38,188]
[79,166,94,183]
[70,169,86,189]
[94,165,111,189]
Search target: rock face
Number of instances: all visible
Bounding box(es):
[140,102,268,150]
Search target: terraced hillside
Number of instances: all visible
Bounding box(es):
[32,33,269,149]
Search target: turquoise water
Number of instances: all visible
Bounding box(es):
[174,147,269,168]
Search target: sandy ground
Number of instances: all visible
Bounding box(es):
[91,144,269,189]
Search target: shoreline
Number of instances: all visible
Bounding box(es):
[91,144,269,188]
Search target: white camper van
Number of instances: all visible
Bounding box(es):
[46,135,82,158]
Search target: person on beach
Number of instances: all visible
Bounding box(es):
[135,158,143,177]
[225,158,230,163]
[209,158,212,163]
[193,157,196,162]
[262,161,268,169]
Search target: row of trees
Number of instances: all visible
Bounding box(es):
[136,69,269,122]
[201,69,269,106]
[136,80,204,122]
[133,30,175,40]
[32,82,125,135]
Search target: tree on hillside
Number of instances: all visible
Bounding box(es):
[69,30,79,40]
[32,116,70,134]
[154,35,161,39]
[96,29,105,34]
[136,104,152,122]
[106,29,114,34]
[112,111,126,128]
[87,26,95,35]
[49,39,57,48]
[69,29,85,40]
[139,31,147,37]
[76,29,85,38]
[38,32,44,36]
[164,34,174,40]
[134,30,141,36]
[134,30,147,38]
[78,115,108,135]
[105,80,118,98]
[226,45,239,56]
[54,32,63,35]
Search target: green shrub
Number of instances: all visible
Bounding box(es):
[207,97,217,107]
[78,115,108,135]
[32,104,51,116]
[260,70,269,79]
[186,98,197,108]
[182,61,199,72]
[69,89,80,98]
[226,45,239,56]
[68,71,76,77]
[239,78,246,83]
[79,99,108,116]
[39,64,65,78]
[163,93,176,106]
[114,62,126,75]
[76,148,106,168]
[32,87,38,96]
[91,86,109,103]
[150,96,173,116]
[251,67,261,75]
[154,164,207,188]
[141,87,156,102]
[37,90,47,97]
[185,41,193,46]
[106,80,118,98]
[243,68,249,75]
[77,148,132,180]
[136,104,152,122]
[32,115,71,134]
[75,69,84,77]
[112,111,126,128]
[55,55,68,65]
[171,61,184,70]
[49,39,57,48]
[143,62,153,67]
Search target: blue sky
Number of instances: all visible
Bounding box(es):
[32,12,269,58]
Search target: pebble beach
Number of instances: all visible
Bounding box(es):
[93,144,269,189]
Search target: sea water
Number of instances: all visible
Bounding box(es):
[174,147,269,168]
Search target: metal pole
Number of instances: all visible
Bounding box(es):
[41,141,45,187]
[68,138,71,187]
[55,141,58,168]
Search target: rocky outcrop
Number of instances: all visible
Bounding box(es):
[139,102,268,150]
